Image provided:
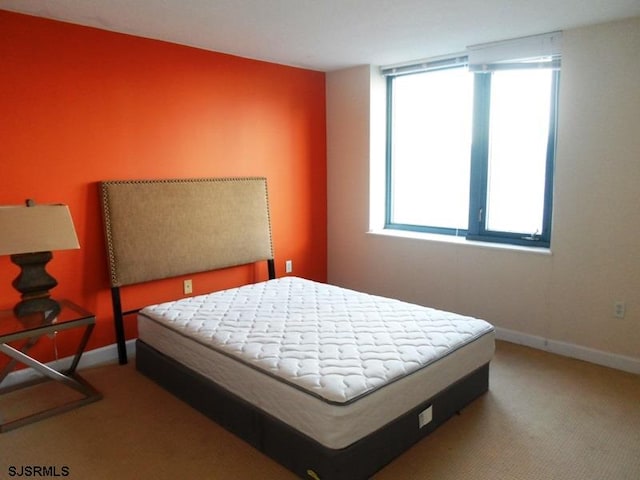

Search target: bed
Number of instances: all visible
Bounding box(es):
[100,177,495,480]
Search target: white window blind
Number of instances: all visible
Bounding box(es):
[381,55,467,77]
[467,31,562,72]
[380,31,563,76]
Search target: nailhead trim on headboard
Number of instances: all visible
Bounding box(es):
[99,177,274,287]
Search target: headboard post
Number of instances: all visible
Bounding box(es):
[268,258,276,280]
[110,287,127,365]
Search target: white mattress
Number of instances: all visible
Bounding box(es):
[137,277,495,449]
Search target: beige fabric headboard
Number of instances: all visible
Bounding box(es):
[100,177,274,287]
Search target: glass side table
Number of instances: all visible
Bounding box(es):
[0,300,102,433]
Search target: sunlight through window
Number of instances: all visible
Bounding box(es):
[390,68,473,230]
[486,70,552,235]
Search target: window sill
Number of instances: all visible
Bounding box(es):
[367,228,552,255]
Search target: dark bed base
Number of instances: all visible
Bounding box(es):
[136,340,490,480]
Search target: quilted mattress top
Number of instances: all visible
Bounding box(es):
[139,277,494,405]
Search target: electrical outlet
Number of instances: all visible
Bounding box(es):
[614,301,625,319]
[285,260,293,273]
[183,279,193,295]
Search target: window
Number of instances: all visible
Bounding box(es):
[384,33,561,247]
[388,66,473,234]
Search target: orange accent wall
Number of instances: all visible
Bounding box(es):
[0,11,327,364]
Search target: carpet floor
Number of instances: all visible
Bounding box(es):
[1,340,639,479]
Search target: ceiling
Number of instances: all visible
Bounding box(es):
[2,0,639,71]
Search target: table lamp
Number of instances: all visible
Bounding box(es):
[0,200,80,317]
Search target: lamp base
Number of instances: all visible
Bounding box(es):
[10,251,60,319]
[14,297,61,319]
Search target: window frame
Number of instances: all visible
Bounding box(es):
[384,61,560,248]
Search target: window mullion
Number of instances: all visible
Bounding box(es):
[467,74,491,237]
[384,75,394,227]
[541,70,560,242]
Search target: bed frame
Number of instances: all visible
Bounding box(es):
[100,177,490,480]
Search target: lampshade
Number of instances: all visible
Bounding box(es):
[0,204,79,255]
[0,202,80,318]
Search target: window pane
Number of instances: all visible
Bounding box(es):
[390,68,473,230]
[485,70,552,235]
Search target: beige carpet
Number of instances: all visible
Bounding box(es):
[1,341,639,479]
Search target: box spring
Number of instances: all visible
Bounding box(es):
[137,340,489,480]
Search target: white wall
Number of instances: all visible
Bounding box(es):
[326,17,640,372]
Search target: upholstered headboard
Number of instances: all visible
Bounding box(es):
[99,177,275,363]
[100,177,274,286]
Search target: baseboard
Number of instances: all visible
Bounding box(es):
[495,327,640,375]
[1,339,136,389]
